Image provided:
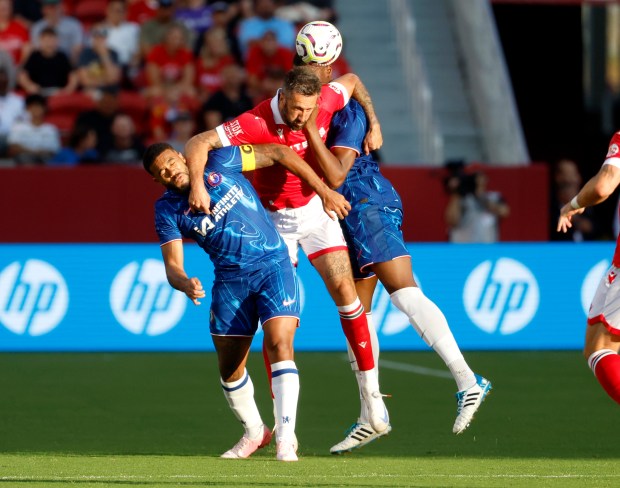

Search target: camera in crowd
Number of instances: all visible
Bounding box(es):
[444,159,479,196]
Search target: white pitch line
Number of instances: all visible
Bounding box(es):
[3,474,620,481]
[373,358,454,379]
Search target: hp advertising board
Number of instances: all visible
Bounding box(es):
[0,243,612,351]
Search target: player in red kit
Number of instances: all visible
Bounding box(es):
[184,67,390,439]
[558,132,620,406]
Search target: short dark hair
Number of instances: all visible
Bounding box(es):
[143,142,173,174]
[282,66,322,98]
[25,93,47,109]
[40,26,57,37]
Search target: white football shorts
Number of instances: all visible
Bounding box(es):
[588,264,620,335]
[268,194,348,265]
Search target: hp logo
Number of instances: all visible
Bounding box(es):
[110,259,186,336]
[0,260,69,336]
[464,258,539,335]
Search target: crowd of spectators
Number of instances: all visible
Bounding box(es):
[0,0,345,165]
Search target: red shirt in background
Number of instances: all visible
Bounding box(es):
[245,44,293,81]
[0,20,29,64]
[127,0,157,24]
[195,54,236,95]
[146,44,194,85]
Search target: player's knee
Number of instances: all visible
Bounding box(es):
[263,333,294,361]
[266,341,294,362]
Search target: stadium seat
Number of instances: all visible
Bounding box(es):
[47,92,96,116]
[46,93,97,145]
[118,90,149,135]
[45,112,76,145]
[73,0,108,28]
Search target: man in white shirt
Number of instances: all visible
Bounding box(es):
[0,65,24,157]
[8,93,60,164]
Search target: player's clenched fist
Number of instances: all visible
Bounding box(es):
[189,186,212,214]
[183,277,206,305]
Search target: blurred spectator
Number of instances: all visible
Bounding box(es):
[550,158,596,242]
[237,0,295,60]
[99,0,140,83]
[19,27,78,95]
[0,0,30,65]
[103,113,145,164]
[252,65,285,103]
[175,0,213,51]
[148,84,198,140]
[145,24,195,99]
[245,30,292,100]
[211,1,245,63]
[444,163,510,243]
[199,63,252,131]
[139,0,193,58]
[7,94,60,165]
[74,86,120,155]
[276,0,335,24]
[12,0,42,27]
[0,65,24,157]
[77,27,122,99]
[195,26,235,102]
[127,0,158,24]
[31,0,84,64]
[49,125,99,165]
[166,110,195,152]
[0,46,15,82]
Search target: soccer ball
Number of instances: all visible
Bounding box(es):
[295,21,343,65]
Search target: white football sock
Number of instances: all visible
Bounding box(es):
[221,369,263,440]
[390,287,476,391]
[347,312,379,423]
[358,367,380,396]
[271,360,299,443]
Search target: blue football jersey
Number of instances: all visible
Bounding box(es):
[154,145,289,274]
[327,100,402,210]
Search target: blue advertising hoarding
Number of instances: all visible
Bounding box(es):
[0,243,613,351]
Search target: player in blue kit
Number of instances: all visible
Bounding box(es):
[143,141,350,462]
[302,63,492,453]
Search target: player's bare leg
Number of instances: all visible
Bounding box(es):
[214,336,272,459]
[373,257,491,435]
[312,250,389,434]
[585,322,620,404]
[263,317,300,461]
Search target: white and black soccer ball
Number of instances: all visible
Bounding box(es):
[295,21,343,65]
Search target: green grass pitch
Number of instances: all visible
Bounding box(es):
[0,350,619,487]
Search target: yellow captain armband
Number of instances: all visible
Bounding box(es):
[240,145,256,171]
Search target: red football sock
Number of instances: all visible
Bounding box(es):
[589,350,620,405]
[338,299,375,371]
[262,341,274,399]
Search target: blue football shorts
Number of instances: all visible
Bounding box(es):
[209,256,300,336]
[342,202,410,280]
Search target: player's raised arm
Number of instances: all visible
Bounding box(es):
[558,163,620,233]
[252,143,351,220]
[333,73,382,154]
[184,129,223,214]
[303,106,356,189]
[160,240,206,306]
